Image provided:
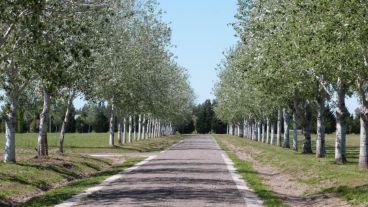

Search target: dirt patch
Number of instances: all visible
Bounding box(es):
[222,139,352,207]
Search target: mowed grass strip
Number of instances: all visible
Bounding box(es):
[21,157,143,207]
[0,154,113,206]
[0,133,183,156]
[215,137,287,207]
[214,133,368,206]
[0,134,183,206]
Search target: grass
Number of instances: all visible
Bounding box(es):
[0,133,183,158]
[0,133,183,206]
[214,133,368,206]
[216,137,287,207]
[21,157,143,207]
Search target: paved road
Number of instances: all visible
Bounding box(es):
[76,135,262,207]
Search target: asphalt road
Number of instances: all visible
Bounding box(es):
[76,135,263,207]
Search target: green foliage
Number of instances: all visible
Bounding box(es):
[194,100,227,134]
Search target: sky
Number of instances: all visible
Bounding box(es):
[158,0,238,104]
[157,0,359,113]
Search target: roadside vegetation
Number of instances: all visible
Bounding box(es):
[215,134,368,206]
[0,134,182,206]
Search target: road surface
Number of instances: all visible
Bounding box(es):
[74,135,263,207]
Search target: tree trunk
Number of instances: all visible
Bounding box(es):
[302,102,313,154]
[142,115,146,140]
[4,98,17,162]
[109,103,115,146]
[270,121,275,145]
[316,94,326,158]
[257,121,261,142]
[358,89,368,169]
[123,117,126,144]
[293,112,298,151]
[133,115,136,141]
[266,118,270,144]
[261,121,265,143]
[128,115,132,143]
[277,110,282,147]
[118,117,122,145]
[137,114,141,141]
[335,77,348,164]
[59,92,75,153]
[37,89,50,158]
[283,109,291,148]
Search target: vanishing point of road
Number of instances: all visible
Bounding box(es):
[62,135,263,207]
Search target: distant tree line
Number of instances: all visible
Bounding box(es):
[177,100,227,134]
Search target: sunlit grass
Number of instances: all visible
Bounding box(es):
[214,133,368,205]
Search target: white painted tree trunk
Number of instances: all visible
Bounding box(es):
[118,118,122,145]
[358,89,368,169]
[133,115,137,141]
[283,109,291,148]
[4,97,17,162]
[138,114,141,141]
[142,115,146,140]
[335,77,348,164]
[359,115,368,168]
[277,110,282,147]
[243,120,246,138]
[109,103,115,146]
[37,89,50,157]
[59,92,75,153]
[147,118,151,138]
[316,95,326,158]
[227,123,229,135]
[128,115,132,143]
[271,121,275,145]
[257,121,261,142]
[123,117,126,144]
[266,118,270,144]
[293,112,298,151]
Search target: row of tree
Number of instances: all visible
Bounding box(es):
[0,0,194,162]
[214,0,368,168]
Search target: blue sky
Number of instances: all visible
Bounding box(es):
[158,0,238,104]
[157,0,359,113]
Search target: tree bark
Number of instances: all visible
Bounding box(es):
[316,94,326,158]
[4,98,17,162]
[37,88,50,158]
[128,115,132,143]
[109,103,115,146]
[118,117,123,145]
[123,117,126,144]
[358,89,368,169]
[293,112,298,151]
[302,102,313,154]
[142,115,146,140]
[266,118,270,144]
[271,121,275,145]
[133,115,136,141]
[335,77,348,164]
[277,110,282,147]
[59,91,75,153]
[261,121,265,143]
[283,109,291,148]
[138,114,141,140]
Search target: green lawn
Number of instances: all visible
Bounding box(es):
[214,133,368,206]
[0,133,183,158]
[0,133,183,206]
[216,139,287,207]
